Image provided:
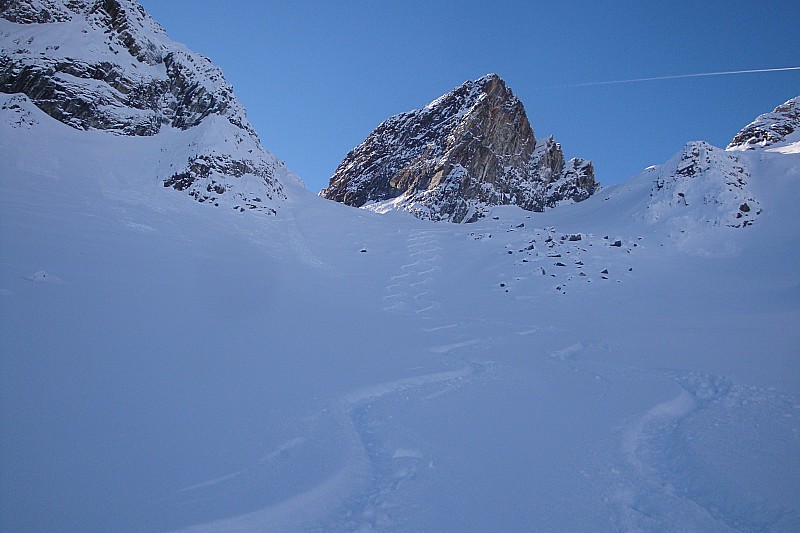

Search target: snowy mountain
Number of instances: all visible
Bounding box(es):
[0,0,298,214]
[2,3,800,532]
[320,74,597,222]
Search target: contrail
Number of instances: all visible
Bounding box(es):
[540,66,800,89]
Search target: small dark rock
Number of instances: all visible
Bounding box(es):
[611,240,622,247]
[601,269,609,274]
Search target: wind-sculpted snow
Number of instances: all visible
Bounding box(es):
[0,0,294,213]
[321,74,597,222]
[618,371,800,531]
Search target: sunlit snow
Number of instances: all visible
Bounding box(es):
[2,87,799,532]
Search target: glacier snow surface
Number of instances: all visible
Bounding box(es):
[2,94,800,532]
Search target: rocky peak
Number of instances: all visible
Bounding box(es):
[320,74,597,222]
[727,95,800,150]
[1,0,293,214]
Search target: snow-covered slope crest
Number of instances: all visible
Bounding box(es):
[320,73,597,223]
[643,141,760,228]
[0,0,296,213]
[727,95,800,151]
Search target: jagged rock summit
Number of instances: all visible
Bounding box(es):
[1,0,296,213]
[727,95,800,151]
[320,74,597,223]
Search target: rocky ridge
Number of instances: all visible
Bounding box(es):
[320,74,597,223]
[727,95,800,151]
[640,94,800,230]
[0,0,292,213]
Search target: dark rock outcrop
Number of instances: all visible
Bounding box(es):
[1,0,290,213]
[727,96,800,150]
[320,74,597,222]
[1,0,198,134]
[0,0,79,24]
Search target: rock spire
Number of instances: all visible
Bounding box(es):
[321,74,597,222]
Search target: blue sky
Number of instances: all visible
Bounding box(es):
[139,1,800,191]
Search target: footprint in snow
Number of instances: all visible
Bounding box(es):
[25,270,62,284]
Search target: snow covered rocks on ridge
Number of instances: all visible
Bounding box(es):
[644,141,761,228]
[320,73,597,223]
[728,95,800,151]
[0,0,297,214]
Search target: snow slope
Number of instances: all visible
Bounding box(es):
[2,85,800,532]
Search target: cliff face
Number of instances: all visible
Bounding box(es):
[320,74,597,222]
[1,0,293,213]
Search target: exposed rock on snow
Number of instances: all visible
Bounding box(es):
[320,74,597,223]
[646,141,761,228]
[0,91,36,126]
[0,0,291,213]
[727,95,800,151]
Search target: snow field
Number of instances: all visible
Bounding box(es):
[2,92,800,531]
